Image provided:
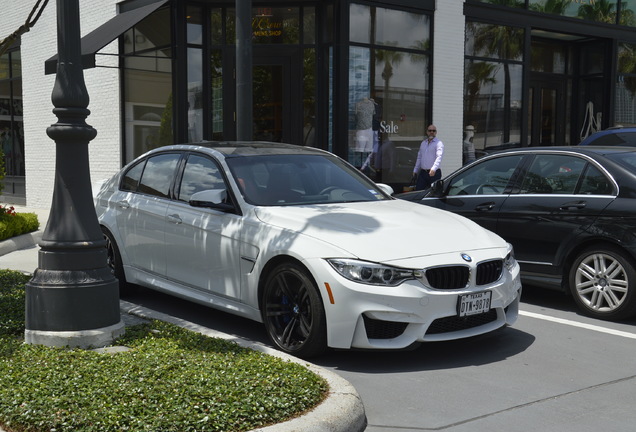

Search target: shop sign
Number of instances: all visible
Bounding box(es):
[253,8,283,39]
[380,120,399,134]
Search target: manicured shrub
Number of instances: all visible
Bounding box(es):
[0,209,39,241]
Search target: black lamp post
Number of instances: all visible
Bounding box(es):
[24,0,124,348]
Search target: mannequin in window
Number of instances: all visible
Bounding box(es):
[354,97,375,166]
[463,125,476,165]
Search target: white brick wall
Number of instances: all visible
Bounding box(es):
[6,0,121,208]
[432,0,466,174]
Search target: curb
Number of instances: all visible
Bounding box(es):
[120,301,368,432]
[0,231,42,257]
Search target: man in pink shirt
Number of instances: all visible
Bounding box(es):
[412,124,444,190]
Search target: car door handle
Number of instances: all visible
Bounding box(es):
[559,201,586,210]
[475,202,496,212]
[116,200,130,210]
[167,214,182,224]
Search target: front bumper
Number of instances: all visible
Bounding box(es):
[305,253,522,350]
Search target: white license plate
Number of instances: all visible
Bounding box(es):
[458,291,491,317]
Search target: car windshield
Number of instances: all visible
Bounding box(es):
[226,153,390,206]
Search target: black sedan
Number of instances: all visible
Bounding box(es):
[398,146,636,321]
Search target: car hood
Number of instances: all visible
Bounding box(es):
[254,199,506,263]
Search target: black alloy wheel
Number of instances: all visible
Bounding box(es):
[569,245,636,320]
[102,227,133,296]
[262,262,327,358]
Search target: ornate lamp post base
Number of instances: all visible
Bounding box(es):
[25,322,125,348]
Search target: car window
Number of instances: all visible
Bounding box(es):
[592,132,636,146]
[137,153,181,198]
[121,161,145,192]
[577,164,613,195]
[447,155,523,196]
[519,154,585,194]
[177,155,227,202]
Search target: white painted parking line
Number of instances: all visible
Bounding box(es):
[520,310,636,339]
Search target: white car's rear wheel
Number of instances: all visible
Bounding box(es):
[262,262,327,358]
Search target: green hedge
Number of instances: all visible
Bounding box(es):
[0,270,328,432]
[0,212,39,241]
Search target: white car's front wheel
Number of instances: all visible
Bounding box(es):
[262,262,327,358]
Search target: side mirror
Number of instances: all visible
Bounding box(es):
[430,179,445,197]
[376,183,394,196]
[189,189,235,212]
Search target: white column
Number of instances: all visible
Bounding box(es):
[432,0,466,174]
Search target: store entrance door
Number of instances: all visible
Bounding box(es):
[528,77,566,146]
[252,48,302,143]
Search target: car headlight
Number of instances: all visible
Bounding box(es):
[327,258,415,286]
[504,243,516,270]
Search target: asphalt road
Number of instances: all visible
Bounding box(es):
[123,285,636,432]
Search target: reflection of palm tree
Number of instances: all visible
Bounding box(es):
[618,43,636,96]
[409,39,430,77]
[528,0,569,14]
[578,0,616,24]
[471,21,523,142]
[466,62,497,112]
[376,46,404,121]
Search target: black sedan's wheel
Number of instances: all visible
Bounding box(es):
[569,246,636,320]
[262,262,327,358]
[102,227,133,296]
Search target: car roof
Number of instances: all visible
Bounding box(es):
[485,145,636,158]
[162,141,330,158]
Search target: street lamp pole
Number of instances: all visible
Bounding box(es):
[24,0,124,348]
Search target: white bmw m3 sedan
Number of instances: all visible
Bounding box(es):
[94,141,521,357]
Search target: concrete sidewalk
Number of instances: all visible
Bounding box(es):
[0,206,367,432]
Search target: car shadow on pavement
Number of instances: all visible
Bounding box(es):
[313,326,535,373]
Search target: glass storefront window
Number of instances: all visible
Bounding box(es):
[303,49,316,147]
[464,60,523,150]
[348,5,430,186]
[350,4,371,44]
[210,9,223,45]
[187,5,203,45]
[123,6,173,163]
[531,40,567,73]
[465,21,524,61]
[621,1,636,26]
[615,42,636,126]
[0,51,25,185]
[211,50,223,140]
[188,47,203,142]
[303,7,316,44]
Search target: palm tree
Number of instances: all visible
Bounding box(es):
[618,43,636,96]
[470,21,523,142]
[465,61,498,113]
[578,0,617,24]
[375,46,404,123]
[529,0,570,15]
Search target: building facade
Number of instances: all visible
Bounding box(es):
[2,0,636,208]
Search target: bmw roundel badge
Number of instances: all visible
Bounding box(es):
[461,253,472,262]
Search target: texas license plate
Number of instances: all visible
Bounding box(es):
[458,291,491,317]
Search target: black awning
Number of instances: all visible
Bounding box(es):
[44,0,169,75]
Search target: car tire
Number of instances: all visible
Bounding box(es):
[102,227,134,296]
[569,245,636,320]
[262,262,327,358]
